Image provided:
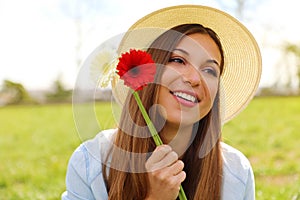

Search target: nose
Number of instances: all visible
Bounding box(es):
[182,65,202,87]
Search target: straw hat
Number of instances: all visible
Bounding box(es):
[111,5,262,124]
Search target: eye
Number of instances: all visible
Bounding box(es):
[202,67,218,77]
[168,57,185,65]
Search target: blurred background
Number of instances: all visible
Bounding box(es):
[0,0,299,199]
[0,0,300,101]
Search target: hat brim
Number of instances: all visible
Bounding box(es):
[113,5,262,124]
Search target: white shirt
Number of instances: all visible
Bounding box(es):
[62,129,255,200]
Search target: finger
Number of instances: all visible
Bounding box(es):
[149,150,178,172]
[146,145,172,168]
[152,160,184,181]
[167,160,184,176]
[169,171,186,189]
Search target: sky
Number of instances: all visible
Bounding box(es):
[0,0,299,90]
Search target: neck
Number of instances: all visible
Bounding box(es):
[160,123,194,157]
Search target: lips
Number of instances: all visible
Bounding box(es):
[170,90,200,104]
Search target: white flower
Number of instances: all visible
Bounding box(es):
[89,49,117,88]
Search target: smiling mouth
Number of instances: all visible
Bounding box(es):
[170,91,199,103]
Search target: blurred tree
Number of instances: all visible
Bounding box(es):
[60,0,102,68]
[0,80,34,105]
[46,77,72,103]
[283,43,300,88]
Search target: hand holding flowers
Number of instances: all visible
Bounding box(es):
[116,49,187,200]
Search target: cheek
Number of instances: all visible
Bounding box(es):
[200,78,219,113]
[198,82,219,119]
[159,67,182,87]
[209,82,219,101]
[201,75,219,99]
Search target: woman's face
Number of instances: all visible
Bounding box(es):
[158,33,221,127]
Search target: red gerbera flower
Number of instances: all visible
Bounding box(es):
[116,49,156,91]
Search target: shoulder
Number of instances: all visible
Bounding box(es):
[62,129,116,199]
[221,142,252,183]
[221,142,255,199]
[68,129,116,183]
[221,142,252,171]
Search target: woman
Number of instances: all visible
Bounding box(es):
[62,5,261,200]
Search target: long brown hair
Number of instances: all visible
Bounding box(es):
[103,24,225,200]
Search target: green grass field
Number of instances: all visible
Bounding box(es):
[0,97,299,199]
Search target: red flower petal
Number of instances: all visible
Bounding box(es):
[116,49,156,91]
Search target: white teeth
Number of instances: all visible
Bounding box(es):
[173,92,197,103]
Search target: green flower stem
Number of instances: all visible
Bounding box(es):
[132,91,162,146]
[178,186,187,200]
[132,90,188,200]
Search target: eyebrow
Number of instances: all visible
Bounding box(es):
[173,48,189,55]
[173,48,220,67]
[206,59,220,67]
